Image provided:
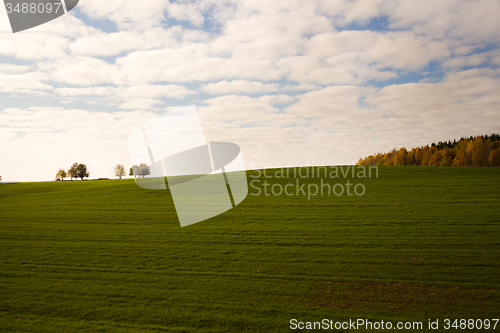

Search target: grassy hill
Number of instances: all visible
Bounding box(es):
[1,166,499,332]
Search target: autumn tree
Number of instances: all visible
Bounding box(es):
[114,164,125,179]
[439,147,454,166]
[383,149,397,165]
[489,148,500,167]
[407,149,417,165]
[68,163,78,180]
[428,150,442,166]
[422,146,437,166]
[451,140,468,166]
[394,147,408,165]
[414,147,424,165]
[373,153,384,165]
[56,169,67,180]
[471,137,490,167]
[466,140,476,166]
[75,163,90,180]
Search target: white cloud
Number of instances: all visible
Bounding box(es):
[0,63,32,74]
[0,32,69,60]
[55,84,197,99]
[77,0,168,30]
[54,84,198,110]
[210,7,333,60]
[385,0,500,46]
[279,83,319,92]
[441,50,500,69]
[285,85,375,119]
[197,95,304,143]
[202,80,279,94]
[69,31,147,57]
[166,1,205,26]
[113,46,284,84]
[67,26,210,57]
[278,55,399,85]
[55,86,112,96]
[0,72,52,92]
[306,30,449,70]
[119,98,164,110]
[366,68,500,117]
[51,57,115,86]
[119,84,198,100]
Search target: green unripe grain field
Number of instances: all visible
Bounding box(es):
[1,166,499,332]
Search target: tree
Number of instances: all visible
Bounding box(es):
[489,148,500,167]
[439,147,454,166]
[428,150,442,166]
[131,163,150,178]
[68,162,78,180]
[129,167,135,178]
[452,139,472,166]
[466,140,476,166]
[383,149,397,165]
[394,147,408,165]
[56,169,67,181]
[114,164,125,179]
[136,163,150,178]
[75,163,90,180]
[471,137,490,167]
[422,146,437,166]
[440,155,452,166]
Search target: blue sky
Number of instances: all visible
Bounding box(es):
[1,0,499,181]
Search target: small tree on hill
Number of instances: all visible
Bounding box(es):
[68,163,78,180]
[75,163,90,180]
[114,164,125,179]
[131,163,150,178]
[138,163,150,178]
[56,169,67,180]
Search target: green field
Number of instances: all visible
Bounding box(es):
[1,166,499,332]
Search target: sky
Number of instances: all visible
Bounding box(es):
[0,0,499,182]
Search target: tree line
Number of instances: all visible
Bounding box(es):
[56,163,90,181]
[357,133,500,167]
[54,163,151,180]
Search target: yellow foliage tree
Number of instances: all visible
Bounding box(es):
[439,148,454,166]
[471,137,490,167]
[422,146,437,166]
[428,151,442,166]
[489,148,500,167]
[394,147,408,165]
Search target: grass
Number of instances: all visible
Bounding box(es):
[0,166,499,332]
